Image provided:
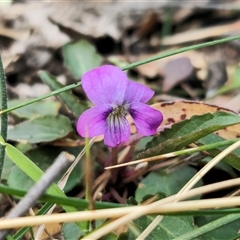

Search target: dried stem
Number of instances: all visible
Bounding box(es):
[137,139,240,239]
[1,178,240,231]
[83,178,240,240]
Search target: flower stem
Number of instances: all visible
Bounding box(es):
[111,147,119,183]
[0,51,7,180]
[84,138,95,230]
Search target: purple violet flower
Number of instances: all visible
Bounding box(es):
[77,65,163,147]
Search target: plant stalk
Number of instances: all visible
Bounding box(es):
[111,147,119,184]
[0,51,7,180]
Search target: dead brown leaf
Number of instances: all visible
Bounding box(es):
[162,57,194,92]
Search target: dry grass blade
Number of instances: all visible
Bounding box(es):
[84,178,240,239]
[88,140,240,239]
[137,139,240,239]
[136,216,163,240]
[1,178,240,230]
[105,152,176,169]
[180,139,240,193]
[161,20,240,46]
[58,137,96,189]
[35,138,96,238]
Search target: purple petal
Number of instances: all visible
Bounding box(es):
[124,80,154,103]
[82,65,128,105]
[77,105,111,137]
[130,102,163,135]
[104,116,130,147]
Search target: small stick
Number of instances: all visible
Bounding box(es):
[105,138,240,169]
[0,152,74,240]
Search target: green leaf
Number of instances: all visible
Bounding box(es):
[7,146,84,192]
[15,142,33,153]
[62,40,103,79]
[135,166,202,202]
[62,223,85,240]
[5,143,63,196]
[195,215,240,240]
[139,112,240,160]
[4,143,77,211]
[39,71,87,117]
[0,135,5,144]
[7,115,73,143]
[2,140,83,231]
[8,100,61,119]
[28,145,85,192]
[201,156,238,178]
[2,154,14,181]
[128,215,198,240]
[0,136,109,233]
[198,134,240,171]
[8,165,34,190]
[175,214,240,240]
[62,222,117,240]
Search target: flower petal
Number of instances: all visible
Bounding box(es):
[104,115,130,147]
[124,80,154,103]
[82,65,128,105]
[77,105,111,137]
[130,102,163,135]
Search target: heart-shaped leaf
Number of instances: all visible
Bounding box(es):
[8,115,72,143]
[128,215,198,240]
[8,99,61,119]
[135,165,202,202]
[62,40,103,79]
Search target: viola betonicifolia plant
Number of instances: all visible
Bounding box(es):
[77,65,163,147]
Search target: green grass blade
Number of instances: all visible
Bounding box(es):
[0,36,240,115]
[0,51,7,179]
[11,202,53,240]
[122,35,240,70]
[173,214,240,240]
[0,82,81,115]
[0,184,122,209]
